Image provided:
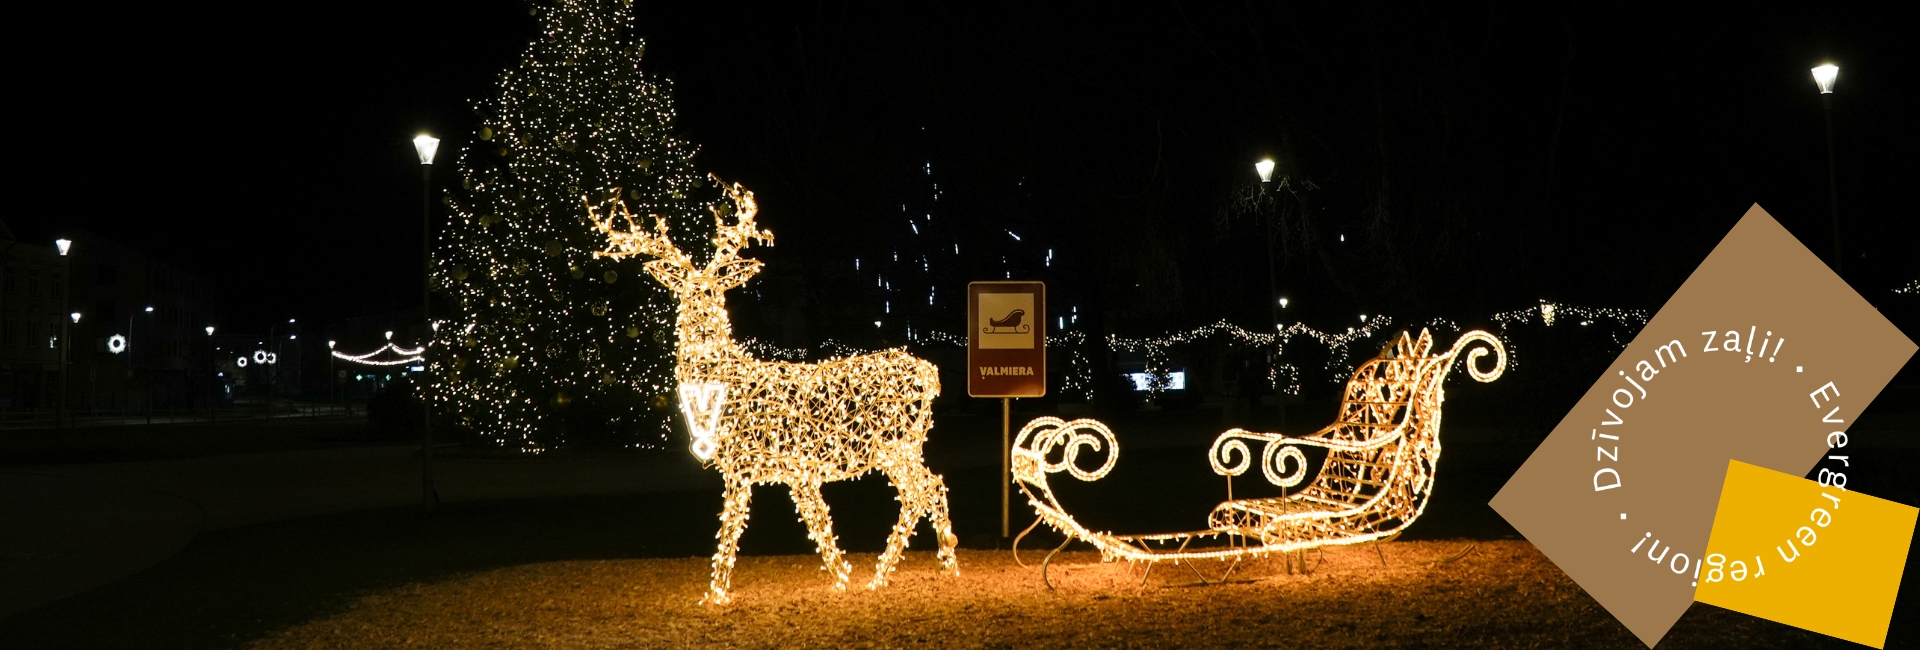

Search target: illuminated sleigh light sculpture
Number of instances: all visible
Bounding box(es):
[588,179,957,605]
[1011,329,1503,572]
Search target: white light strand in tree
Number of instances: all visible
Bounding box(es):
[589,178,958,605]
[741,302,1641,400]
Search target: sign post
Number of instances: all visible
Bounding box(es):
[967,281,1046,539]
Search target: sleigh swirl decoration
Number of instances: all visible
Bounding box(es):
[1012,329,1504,565]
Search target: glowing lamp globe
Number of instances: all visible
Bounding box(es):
[55,239,72,256]
[1255,159,1275,183]
[1811,64,1839,94]
[413,135,440,165]
[70,312,81,323]
[206,326,215,336]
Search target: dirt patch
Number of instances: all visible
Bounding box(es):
[246,541,1845,649]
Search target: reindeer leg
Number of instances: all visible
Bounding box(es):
[871,462,954,588]
[790,481,852,590]
[926,470,960,574]
[704,475,754,605]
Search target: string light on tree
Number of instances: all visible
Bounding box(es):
[432,0,710,453]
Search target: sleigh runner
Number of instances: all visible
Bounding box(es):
[1010,329,1504,570]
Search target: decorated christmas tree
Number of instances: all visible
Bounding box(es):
[433,0,712,452]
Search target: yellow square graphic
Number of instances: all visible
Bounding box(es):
[1695,460,1917,648]
[977,292,1035,349]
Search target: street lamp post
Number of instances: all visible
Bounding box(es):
[327,340,337,416]
[67,311,82,424]
[413,133,440,512]
[1811,64,1842,276]
[55,239,72,428]
[128,306,152,424]
[206,326,216,423]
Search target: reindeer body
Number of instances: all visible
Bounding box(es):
[691,349,938,481]
[590,180,957,605]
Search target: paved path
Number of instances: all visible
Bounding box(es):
[0,445,718,620]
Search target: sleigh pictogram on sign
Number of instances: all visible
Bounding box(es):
[983,309,1033,334]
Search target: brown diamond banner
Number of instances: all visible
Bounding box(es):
[1490,204,1916,647]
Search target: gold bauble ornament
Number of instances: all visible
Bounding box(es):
[512,260,530,276]
[452,266,469,281]
[569,265,584,279]
[543,240,562,257]
[626,326,641,338]
[592,301,609,316]
[479,126,493,141]
[603,270,618,283]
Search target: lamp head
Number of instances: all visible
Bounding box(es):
[1278,297,1289,309]
[1255,159,1276,183]
[55,239,72,256]
[144,306,154,312]
[1812,64,1839,94]
[385,330,393,340]
[70,312,82,323]
[206,326,215,336]
[413,134,440,165]
[328,340,336,349]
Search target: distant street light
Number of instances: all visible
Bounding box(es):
[413,133,440,512]
[1811,63,1842,275]
[1255,159,1275,184]
[1278,297,1289,309]
[56,240,72,428]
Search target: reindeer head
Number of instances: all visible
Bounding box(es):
[586,176,773,357]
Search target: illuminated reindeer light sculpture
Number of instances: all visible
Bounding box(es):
[587,178,957,605]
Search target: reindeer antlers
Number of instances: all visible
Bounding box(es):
[706,176,774,271]
[584,175,774,280]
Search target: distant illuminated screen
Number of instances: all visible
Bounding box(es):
[1125,371,1186,391]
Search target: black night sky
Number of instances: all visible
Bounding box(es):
[15,1,1917,345]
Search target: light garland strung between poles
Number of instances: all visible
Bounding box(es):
[332,342,426,367]
[745,300,1648,402]
[589,176,958,606]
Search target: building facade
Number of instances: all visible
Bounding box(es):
[1,224,218,420]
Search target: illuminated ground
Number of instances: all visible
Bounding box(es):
[4,399,1914,647]
[240,543,1850,650]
